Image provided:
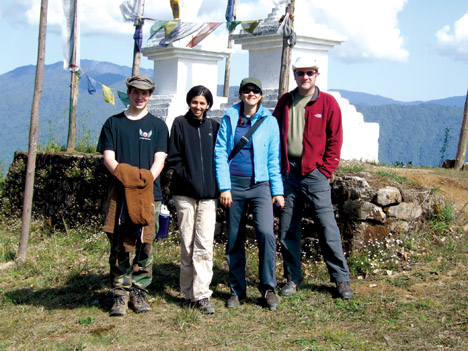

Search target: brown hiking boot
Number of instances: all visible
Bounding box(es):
[264,290,280,310]
[109,294,128,317]
[129,288,151,313]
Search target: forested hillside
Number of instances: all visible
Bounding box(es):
[356,104,464,166]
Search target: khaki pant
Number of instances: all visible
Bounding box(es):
[173,196,217,302]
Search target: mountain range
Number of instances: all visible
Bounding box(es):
[0,60,465,174]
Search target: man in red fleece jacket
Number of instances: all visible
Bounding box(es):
[273,57,353,300]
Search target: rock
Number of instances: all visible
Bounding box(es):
[332,175,376,201]
[374,186,402,206]
[387,202,423,220]
[343,200,386,223]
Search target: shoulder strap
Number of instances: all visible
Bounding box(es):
[228,117,267,162]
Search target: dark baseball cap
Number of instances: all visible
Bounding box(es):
[239,77,262,91]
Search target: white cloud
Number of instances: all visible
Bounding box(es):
[306,0,409,63]
[436,12,468,61]
[10,0,409,62]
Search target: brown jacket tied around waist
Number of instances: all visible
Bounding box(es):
[103,163,155,252]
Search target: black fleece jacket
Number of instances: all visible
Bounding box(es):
[167,111,220,199]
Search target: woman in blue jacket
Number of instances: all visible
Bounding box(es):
[214,77,284,310]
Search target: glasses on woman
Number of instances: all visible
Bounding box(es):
[295,70,317,77]
[241,87,262,94]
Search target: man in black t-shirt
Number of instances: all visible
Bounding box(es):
[97,74,168,317]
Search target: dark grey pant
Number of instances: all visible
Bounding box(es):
[279,166,350,284]
[226,176,277,297]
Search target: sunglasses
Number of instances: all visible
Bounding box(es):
[295,70,317,77]
[241,87,262,94]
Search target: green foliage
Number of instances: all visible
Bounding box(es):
[439,127,451,166]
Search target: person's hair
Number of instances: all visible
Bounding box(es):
[186,85,213,110]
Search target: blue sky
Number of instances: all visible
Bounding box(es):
[0,0,467,102]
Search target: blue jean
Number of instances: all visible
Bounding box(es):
[226,176,277,297]
[279,166,350,284]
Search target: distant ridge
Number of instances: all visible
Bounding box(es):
[330,89,465,107]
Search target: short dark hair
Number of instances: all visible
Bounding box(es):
[186,85,213,110]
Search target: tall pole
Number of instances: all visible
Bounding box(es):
[454,89,468,170]
[223,0,237,97]
[66,0,78,152]
[18,0,49,262]
[278,0,295,99]
[132,0,145,76]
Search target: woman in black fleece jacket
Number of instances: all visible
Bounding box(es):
[167,86,219,314]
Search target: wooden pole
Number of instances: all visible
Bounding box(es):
[454,89,468,170]
[18,0,49,262]
[278,0,295,99]
[132,0,146,76]
[223,0,237,98]
[66,0,78,152]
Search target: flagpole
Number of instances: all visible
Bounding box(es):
[278,0,295,99]
[132,0,145,76]
[66,0,78,152]
[223,0,237,98]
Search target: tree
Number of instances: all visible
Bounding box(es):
[18,0,49,262]
[454,89,468,170]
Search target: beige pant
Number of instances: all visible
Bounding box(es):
[173,195,217,302]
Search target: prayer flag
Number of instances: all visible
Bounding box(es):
[163,21,180,36]
[61,0,81,70]
[134,26,143,52]
[102,85,115,105]
[227,20,241,32]
[160,22,204,47]
[225,0,235,22]
[120,0,145,21]
[241,20,261,34]
[86,75,97,95]
[117,91,130,108]
[186,22,223,48]
[149,20,168,40]
[170,0,180,19]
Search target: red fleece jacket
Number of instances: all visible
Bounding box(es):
[273,87,343,178]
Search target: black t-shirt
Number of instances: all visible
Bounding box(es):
[97,112,169,200]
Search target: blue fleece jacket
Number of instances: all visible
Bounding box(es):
[214,102,284,196]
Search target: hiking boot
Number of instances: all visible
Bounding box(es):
[264,290,280,311]
[196,298,215,314]
[109,294,128,317]
[226,295,241,309]
[129,288,151,313]
[336,281,354,299]
[279,280,298,296]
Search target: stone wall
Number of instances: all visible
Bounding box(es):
[1,153,445,254]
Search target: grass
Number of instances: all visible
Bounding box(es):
[0,208,466,350]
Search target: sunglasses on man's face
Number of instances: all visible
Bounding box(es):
[241,87,262,94]
[295,70,317,77]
